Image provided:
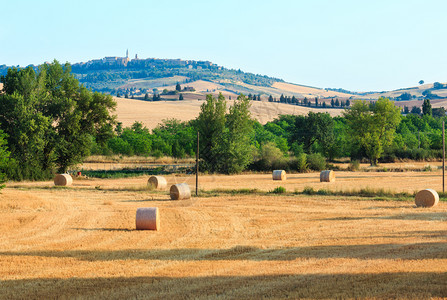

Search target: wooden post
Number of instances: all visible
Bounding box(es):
[443,121,445,193]
[196,131,199,196]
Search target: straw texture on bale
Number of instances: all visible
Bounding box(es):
[415,189,439,208]
[136,207,160,230]
[54,174,73,186]
[320,170,335,182]
[272,170,286,181]
[148,176,167,190]
[170,183,191,200]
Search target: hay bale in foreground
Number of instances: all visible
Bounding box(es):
[415,189,439,208]
[170,183,191,200]
[54,174,73,186]
[136,207,160,230]
[148,176,167,190]
[320,170,335,182]
[272,170,286,181]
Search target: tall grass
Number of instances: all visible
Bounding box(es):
[199,186,435,201]
[300,186,414,199]
[81,167,167,179]
[84,155,195,164]
[202,188,260,196]
[270,186,286,194]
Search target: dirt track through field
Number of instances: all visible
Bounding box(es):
[1,173,447,298]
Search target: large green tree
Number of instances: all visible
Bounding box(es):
[344,97,401,165]
[220,94,254,173]
[195,93,254,174]
[0,61,116,177]
[293,112,335,155]
[195,93,227,173]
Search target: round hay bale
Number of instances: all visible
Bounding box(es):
[136,207,160,230]
[272,170,286,181]
[415,189,439,208]
[320,170,335,182]
[148,176,167,190]
[170,183,191,200]
[54,174,73,186]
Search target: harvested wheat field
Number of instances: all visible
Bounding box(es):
[115,97,342,130]
[1,171,447,299]
[272,82,354,98]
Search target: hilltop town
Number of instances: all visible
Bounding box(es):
[72,49,218,71]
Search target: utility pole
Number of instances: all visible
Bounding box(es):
[196,131,199,196]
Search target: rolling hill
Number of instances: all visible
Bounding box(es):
[2,56,447,102]
[66,55,447,105]
[2,55,447,129]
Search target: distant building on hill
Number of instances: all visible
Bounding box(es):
[102,49,130,66]
[75,51,217,71]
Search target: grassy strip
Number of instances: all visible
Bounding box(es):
[300,186,413,200]
[200,186,447,202]
[80,168,167,179]
[80,165,196,179]
[84,155,195,164]
[199,188,261,196]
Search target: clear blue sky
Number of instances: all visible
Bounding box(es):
[1,0,446,92]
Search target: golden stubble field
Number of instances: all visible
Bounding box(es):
[1,171,447,299]
[114,97,342,130]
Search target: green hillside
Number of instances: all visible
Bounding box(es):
[2,56,446,101]
[70,57,283,96]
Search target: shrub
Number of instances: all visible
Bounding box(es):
[270,186,286,194]
[0,130,9,188]
[392,148,442,161]
[317,189,330,195]
[288,153,307,172]
[5,158,53,181]
[423,165,432,172]
[347,160,360,171]
[302,186,316,195]
[292,153,308,172]
[251,142,287,171]
[306,153,326,171]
